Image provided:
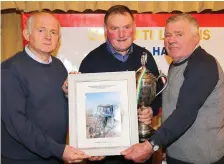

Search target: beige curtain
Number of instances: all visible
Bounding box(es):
[2,1,224,13]
[1,13,23,62]
[1,1,224,62]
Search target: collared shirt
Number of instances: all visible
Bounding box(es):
[106,40,133,62]
[25,45,52,64]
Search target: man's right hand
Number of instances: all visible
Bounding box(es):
[62,78,69,94]
[121,141,153,163]
[63,145,90,163]
[62,72,81,94]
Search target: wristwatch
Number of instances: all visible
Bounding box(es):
[148,139,159,152]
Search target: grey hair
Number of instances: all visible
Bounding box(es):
[26,11,61,35]
[26,14,35,34]
[166,14,199,36]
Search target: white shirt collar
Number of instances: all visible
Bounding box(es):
[25,45,52,64]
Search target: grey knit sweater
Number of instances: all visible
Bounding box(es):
[151,46,224,163]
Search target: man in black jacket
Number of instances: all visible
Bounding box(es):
[63,5,162,164]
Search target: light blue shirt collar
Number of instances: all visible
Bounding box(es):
[106,40,133,62]
[25,45,52,64]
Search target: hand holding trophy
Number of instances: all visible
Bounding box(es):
[136,52,168,142]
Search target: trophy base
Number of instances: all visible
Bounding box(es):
[139,127,155,143]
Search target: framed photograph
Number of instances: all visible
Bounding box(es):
[68,71,139,156]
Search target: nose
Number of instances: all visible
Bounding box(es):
[45,31,51,40]
[167,36,177,45]
[119,29,125,38]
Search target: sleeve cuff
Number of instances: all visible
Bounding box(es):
[49,141,66,159]
[150,133,164,148]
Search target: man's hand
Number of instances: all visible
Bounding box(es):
[121,141,153,163]
[138,107,153,125]
[88,156,105,161]
[62,78,69,94]
[63,145,90,163]
[62,72,81,94]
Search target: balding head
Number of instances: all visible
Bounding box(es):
[26,12,60,35]
[23,12,61,57]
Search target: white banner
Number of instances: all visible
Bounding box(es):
[22,14,224,74]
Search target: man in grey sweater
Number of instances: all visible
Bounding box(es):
[121,14,224,164]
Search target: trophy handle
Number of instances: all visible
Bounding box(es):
[155,71,168,97]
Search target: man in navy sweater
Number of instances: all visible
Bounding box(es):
[1,12,90,164]
[63,5,162,164]
[121,14,224,164]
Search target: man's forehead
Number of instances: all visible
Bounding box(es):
[34,14,57,22]
[107,16,134,27]
[167,20,190,27]
[165,28,184,33]
[165,21,189,32]
[108,13,133,21]
[32,14,59,29]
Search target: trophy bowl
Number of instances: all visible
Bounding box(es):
[136,52,167,142]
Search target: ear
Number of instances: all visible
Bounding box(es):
[133,23,136,40]
[57,34,61,47]
[133,23,136,31]
[104,24,108,38]
[104,24,108,34]
[23,29,30,41]
[58,34,61,41]
[193,34,200,45]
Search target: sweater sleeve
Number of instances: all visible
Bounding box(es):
[150,57,219,148]
[1,64,65,159]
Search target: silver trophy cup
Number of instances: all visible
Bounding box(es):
[136,52,168,142]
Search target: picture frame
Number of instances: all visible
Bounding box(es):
[68,71,139,156]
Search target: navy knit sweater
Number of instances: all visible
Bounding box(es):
[1,50,68,163]
[79,43,162,116]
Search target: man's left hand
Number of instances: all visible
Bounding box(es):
[121,141,153,163]
[88,156,105,161]
[138,107,153,125]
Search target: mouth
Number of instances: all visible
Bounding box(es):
[43,43,51,46]
[169,47,179,50]
[117,38,128,42]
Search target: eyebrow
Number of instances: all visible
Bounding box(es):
[110,23,132,27]
[173,30,183,34]
[38,27,58,31]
